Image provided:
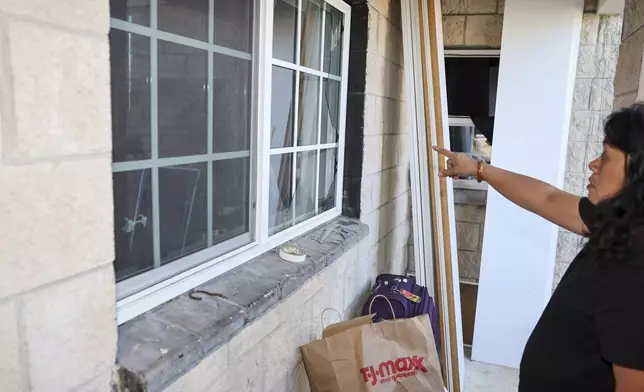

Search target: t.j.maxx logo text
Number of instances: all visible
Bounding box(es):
[359,356,428,386]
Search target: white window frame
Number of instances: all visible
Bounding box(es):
[114,0,352,325]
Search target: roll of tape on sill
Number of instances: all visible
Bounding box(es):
[279,246,306,263]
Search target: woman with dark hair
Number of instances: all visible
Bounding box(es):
[434,103,644,392]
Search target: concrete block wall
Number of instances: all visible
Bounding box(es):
[163,1,411,391]
[0,1,117,391]
[441,0,599,49]
[165,245,379,392]
[455,199,486,283]
[555,13,622,288]
[614,0,644,108]
[360,0,411,277]
[441,0,504,48]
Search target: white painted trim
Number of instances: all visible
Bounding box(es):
[444,49,501,57]
[259,0,273,244]
[315,3,327,215]
[402,0,431,292]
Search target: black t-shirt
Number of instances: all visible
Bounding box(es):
[519,198,644,391]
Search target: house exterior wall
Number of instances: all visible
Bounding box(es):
[613,0,644,108]
[162,1,411,391]
[454,190,487,283]
[555,13,622,288]
[0,1,409,392]
[441,0,504,48]
[0,1,117,391]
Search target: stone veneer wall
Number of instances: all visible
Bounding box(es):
[442,0,600,49]
[441,0,504,48]
[613,0,644,108]
[454,187,487,283]
[163,1,412,391]
[0,1,117,391]
[555,13,622,288]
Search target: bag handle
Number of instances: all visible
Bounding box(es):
[368,294,397,320]
[320,308,342,330]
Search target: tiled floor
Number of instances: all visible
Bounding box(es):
[464,357,519,392]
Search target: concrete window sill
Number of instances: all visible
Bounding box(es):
[114,216,369,392]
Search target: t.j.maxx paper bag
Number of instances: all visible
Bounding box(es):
[300,314,444,392]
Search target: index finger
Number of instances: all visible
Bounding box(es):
[433,146,456,159]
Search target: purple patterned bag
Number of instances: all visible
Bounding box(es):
[362,274,440,348]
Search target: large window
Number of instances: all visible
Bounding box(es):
[109,0,348,311]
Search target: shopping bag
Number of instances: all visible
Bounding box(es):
[301,296,444,392]
[322,314,373,339]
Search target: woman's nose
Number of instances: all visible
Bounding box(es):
[588,158,599,173]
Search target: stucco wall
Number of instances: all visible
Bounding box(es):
[163,1,410,391]
[555,13,622,288]
[0,1,117,391]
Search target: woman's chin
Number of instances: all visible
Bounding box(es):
[587,189,598,205]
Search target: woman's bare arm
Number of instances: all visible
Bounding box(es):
[478,163,585,235]
[433,147,586,235]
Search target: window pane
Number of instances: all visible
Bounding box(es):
[271,66,296,148]
[158,41,208,158]
[269,154,294,234]
[110,30,151,162]
[213,158,251,244]
[159,163,207,265]
[295,151,317,224]
[318,148,337,213]
[158,0,209,42]
[321,79,340,144]
[213,55,252,153]
[214,0,254,53]
[273,0,297,63]
[323,5,343,75]
[300,0,323,69]
[298,73,320,146]
[113,169,154,281]
[110,0,150,26]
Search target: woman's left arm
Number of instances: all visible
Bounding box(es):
[614,365,644,392]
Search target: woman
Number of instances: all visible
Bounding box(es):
[434,103,644,392]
